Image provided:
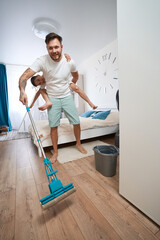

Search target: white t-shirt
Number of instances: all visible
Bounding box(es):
[30,54,77,98]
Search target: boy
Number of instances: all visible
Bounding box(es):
[30,74,97,111]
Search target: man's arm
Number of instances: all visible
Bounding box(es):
[71,71,79,84]
[19,68,36,105]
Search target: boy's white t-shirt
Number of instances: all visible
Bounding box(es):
[30,54,77,98]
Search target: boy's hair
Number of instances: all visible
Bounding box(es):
[45,32,62,45]
[30,76,37,87]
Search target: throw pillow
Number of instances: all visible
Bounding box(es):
[92,110,111,120]
[80,110,96,118]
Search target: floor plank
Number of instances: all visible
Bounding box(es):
[127,204,159,235]
[0,140,16,193]
[42,200,85,240]
[0,140,16,240]
[156,230,160,239]
[66,185,121,240]
[64,156,129,209]
[73,173,159,240]
[15,139,49,240]
[0,135,159,240]
[49,162,121,240]
[16,138,31,169]
[15,166,49,240]
[0,189,15,240]
[36,163,85,240]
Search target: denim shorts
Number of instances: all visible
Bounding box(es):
[47,95,80,127]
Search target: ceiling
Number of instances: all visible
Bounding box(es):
[0,0,117,66]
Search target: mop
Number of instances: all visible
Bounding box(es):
[26,106,76,210]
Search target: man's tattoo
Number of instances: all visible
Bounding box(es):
[19,68,32,89]
[20,79,27,89]
[20,92,24,98]
[23,68,31,76]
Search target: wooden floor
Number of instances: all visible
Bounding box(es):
[0,134,160,240]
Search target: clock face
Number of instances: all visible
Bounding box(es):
[94,51,118,94]
[83,40,118,109]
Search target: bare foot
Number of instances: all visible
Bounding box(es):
[92,105,98,110]
[50,153,58,164]
[39,102,52,111]
[89,102,98,109]
[76,144,87,154]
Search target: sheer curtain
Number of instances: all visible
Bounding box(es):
[6,64,48,132]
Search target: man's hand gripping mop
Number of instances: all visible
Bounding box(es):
[26,106,76,210]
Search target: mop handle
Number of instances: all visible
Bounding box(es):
[26,105,46,159]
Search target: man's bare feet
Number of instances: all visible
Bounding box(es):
[39,102,52,111]
[50,152,58,164]
[76,144,87,154]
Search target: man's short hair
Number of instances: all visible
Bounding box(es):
[30,76,37,87]
[45,32,62,45]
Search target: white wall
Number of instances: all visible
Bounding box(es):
[0,0,117,66]
[78,40,119,112]
[117,0,160,224]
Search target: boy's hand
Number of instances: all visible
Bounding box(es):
[64,53,71,62]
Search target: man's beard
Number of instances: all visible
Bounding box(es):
[51,52,62,61]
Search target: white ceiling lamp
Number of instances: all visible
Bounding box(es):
[32,18,61,39]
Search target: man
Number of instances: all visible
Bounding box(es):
[19,32,87,163]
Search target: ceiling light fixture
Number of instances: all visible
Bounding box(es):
[32,17,61,39]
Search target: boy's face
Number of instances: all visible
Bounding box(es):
[34,75,46,86]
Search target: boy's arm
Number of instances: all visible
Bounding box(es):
[71,71,79,84]
[19,68,36,105]
[29,89,41,108]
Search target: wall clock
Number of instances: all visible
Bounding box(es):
[82,40,118,110]
[93,51,118,94]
